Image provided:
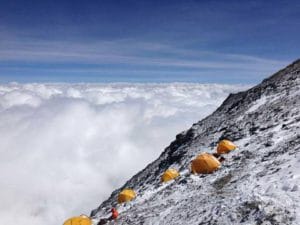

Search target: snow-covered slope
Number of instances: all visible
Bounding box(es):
[91,60,300,225]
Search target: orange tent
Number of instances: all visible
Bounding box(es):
[63,215,91,225]
[217,139,237,154]
[191,152,221,174]
[161,168,180,182]
[117,189,136,204]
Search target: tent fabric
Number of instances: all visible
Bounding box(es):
[161,168,180,182]
[217,139,237,154]
[63,215,91,225]
[191,152,221,174]
[118,189,136,203]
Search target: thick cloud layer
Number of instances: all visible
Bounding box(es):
[0,83,247,225]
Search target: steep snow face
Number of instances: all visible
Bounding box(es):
[91,60,300,225]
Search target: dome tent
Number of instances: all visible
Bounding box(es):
[161,168,180,182]
[191,152,221,174]
[118,189,136,204]
[63,215,91,225]
[217,139,237,154]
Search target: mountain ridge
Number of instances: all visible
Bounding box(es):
[91,59,300,225]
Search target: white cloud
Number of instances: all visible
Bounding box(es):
[0,83,248,225]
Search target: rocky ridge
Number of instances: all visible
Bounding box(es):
[91,59,300,225]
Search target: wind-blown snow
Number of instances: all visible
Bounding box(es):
[0,83,247,225]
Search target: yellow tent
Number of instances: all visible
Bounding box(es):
[191,152,221,174]
[118,188,136,204]
[63,215,91,225]
[217,139,237,154]
[161,168,180,182]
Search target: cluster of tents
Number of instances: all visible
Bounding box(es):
[63,139,237,225]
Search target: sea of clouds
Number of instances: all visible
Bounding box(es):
[0,83,248,225]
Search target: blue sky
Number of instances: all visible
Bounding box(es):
[0,0,299,83]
